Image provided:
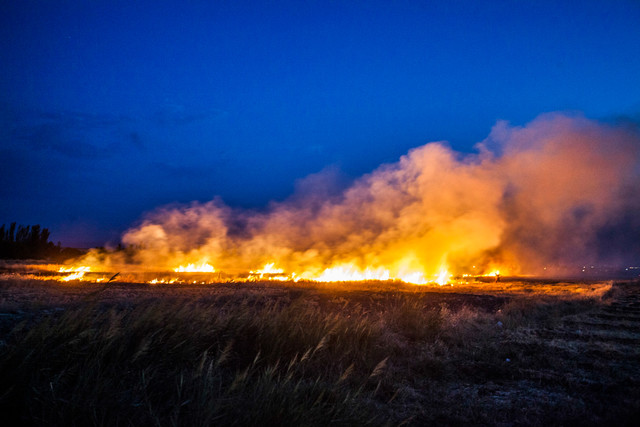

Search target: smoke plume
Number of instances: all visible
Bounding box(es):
[87,113,640,277]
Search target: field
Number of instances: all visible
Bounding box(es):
[1,278,639,426]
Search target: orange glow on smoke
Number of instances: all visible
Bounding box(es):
[58,114,640,285]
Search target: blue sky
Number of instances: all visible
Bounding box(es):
[1,0,639,247]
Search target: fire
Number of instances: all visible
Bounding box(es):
[248,263,290,281]
[149,278,179,284]
[482,267,509,278]
[48,258,497,287]
[308,265,389,282]
[58,266,90,273]
[58,266,91,281]
[434,267,451,286]
[145,261,456,285]
[251,262,284,275]
[64,114,640,285]
[398,272,428,285]
[299,263,451,285]
[60,271,86,281]
[173,262,215,273]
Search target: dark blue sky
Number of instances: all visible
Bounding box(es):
[1,0,639,247]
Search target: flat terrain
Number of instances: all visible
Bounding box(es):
[0,278,639,425]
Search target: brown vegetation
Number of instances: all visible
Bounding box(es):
[0,279,638,425]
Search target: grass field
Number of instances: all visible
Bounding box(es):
[0,278,639,426]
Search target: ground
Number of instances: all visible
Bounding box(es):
[0,278,639,426]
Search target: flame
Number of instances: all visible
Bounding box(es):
[173,262,215,273]
[398,271,428,285]
[434,267,451,286]
[149,278,179,284]
[251,262,284,275]
[310,265,391,282]
[58,266,90,273]
[52,259,495,287]
[248,263,290,281]
[299,263,450,285]
[482,267,509,277]
[58,266,91,281]
[60,271,85,281]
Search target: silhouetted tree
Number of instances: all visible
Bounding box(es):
[9,222,16,242]
[0,223,85,261]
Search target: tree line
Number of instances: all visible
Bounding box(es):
[0,223,84,261]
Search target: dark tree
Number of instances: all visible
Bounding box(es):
[0,223,84,261]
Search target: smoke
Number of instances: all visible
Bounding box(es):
[90,112,640,276]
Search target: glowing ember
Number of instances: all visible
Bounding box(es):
[149,278,179,284]
[173,262,215,273]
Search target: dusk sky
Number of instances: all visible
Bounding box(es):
[1,0,640,247]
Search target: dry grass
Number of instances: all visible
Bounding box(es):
[0,279,638,425]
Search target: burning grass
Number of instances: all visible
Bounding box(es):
[0,279,639,425]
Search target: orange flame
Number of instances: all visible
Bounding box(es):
[434,267,451,286]
[310,265,391,282]
[58,266,91,281]
[173,262,215,273]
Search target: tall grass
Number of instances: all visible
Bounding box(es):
[0,281,637,425]
[1,295,393,426]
